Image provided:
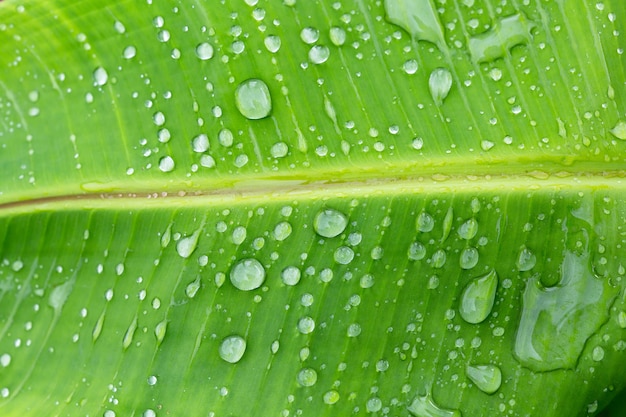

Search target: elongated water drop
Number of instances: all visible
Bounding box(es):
[176,229,201,258]
[219,335,246,363]
[469,13,535,63]
[384,0,446,49]
[459,269,498,324]
[123,316,138,349]
[610,120,626,140]
[429,68,453,106]
[230,258,265,291]
[407,393,461,417]
[235,79,272,120]
[92,311,106,342]
[466,364,502,394]
[155,320,167,345]
[514,251,616,372]
[314,208,348,238]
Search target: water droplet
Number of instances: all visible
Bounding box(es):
[158,156,175,172]
[466,364,502,394]
[123,45,136,59]
[232,226,247,245]
[384,0,446,48]
[273,221,292,241]
[300,27,319,44]
[219,335,246,363]
[0,354,11,367]
[403,59,419,74]
[195,42,214,60]
[416,211,434,232]
[297,368,318,386]
[160,225,172,248]
[153,111,165,126]
[514,251,616,371]
[469,13,535,63]
[49,280,74,312]
[270,141,288,158]
[347,323,361,337]
[281,266,301,286]
[230,258,265,291]
[185,279,201,298]
[123,316,138,349]
[114,20,126,34]
[235,79,272,120]
[323,390,340,405]
[218,128,234,147]
[309,45,330,64]
[408,241,426,260]
[329,26,346,46]
[516,246,536,271]
[93,66,108,86]
[459,247,479,269]
[264,35,281,53]
[92,311,105,342]
[143,410,156,417]
[431,249,446,268]
[334,246,354,265]
[360,274,375,288]
[458,218,478,240]
[314,208,348,238]
[192,134,210,152]
[176,230,201,258]
[298,316,315,334]
[459,269,498,324]
[366,397,383,413]
[618,311,626,328]
[610,120,626,140]
[407,393,461,417]
[592,346,605,361]
[155,320,167,345]
[429,68,453,106]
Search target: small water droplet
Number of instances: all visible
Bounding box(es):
[232,226,247,245]
[329,26,346,46]
[403,59,419,74]
[408,241,426,260]
[230,258,265,291]
[195,42,214,60]
[298,316,315,334]
[273,221,292,241]
[158,156,175,172]
[466,364,502,394]
[123,45,137,59]
[314,208,348,238]
[458,218,478,240]
[416,211,434,232]
[309,45,330,64]
[300,27,319,44]
[218,128,234,147]
[93,67,108,86]
[459,247,479,269]
[155,320,167,345]
[11,260,23,272]
[264,35,281,53]
[219,335,246,363]
[0,354,10,368]
[235,79,272,120]
[192,134,210,152]
[469,13,535,63]
[459,269,498,324]
[347,323,361,337]
[516,246,536,271]
[323,390,340,405]
[407,393,461,417]
[160,225,172,248]
[592,346,605,362]
[334,246,355,265]
[281,266,301,286]
[297,368,318,386]
[270,141,288,158]
[366,397,383,413]
[429,68,453,106]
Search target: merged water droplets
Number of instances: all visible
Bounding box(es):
[383,0,446,48]
[459,269,498,324]
[469,13,535,63]
[230,258,265,291]
[235,79,272,120]
[407,393,461,417]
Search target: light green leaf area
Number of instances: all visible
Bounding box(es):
[0,0,625,416]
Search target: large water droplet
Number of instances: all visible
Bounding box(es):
[459,269,498,324]
[329,26,346,46]
[281,266,301,286]
[230,258,265,291]
[158,156,175,172]
[48,279,74,313]
[192,134,210,153]
[323,390,340,405]
[235,79,272,120]
[408,241,427,260]
[459,247,479,270]
[176,230,201,258]
[383,0,446,49]
[457,218,478,240]
[334,246,355,265]
[273,221,292,241]
[469,13,535,63]
[429,68,453,106]
[407,393,461,417]
[314,208,348,238]
[466,364,502,394]
[610,120,626,140]
[219,335,246,363]
[309,45,330,64]
[264,35,281,53]
[297,316,315,334]
[514,251,616,371]
[366,397,383,413]
[297,368,318,386]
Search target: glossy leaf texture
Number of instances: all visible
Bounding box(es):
[0,0,625,416]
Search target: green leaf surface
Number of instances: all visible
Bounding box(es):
[0,0,625,416]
